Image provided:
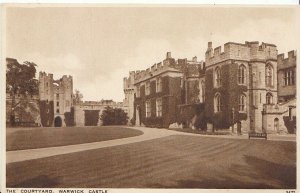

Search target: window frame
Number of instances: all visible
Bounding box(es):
[214,93,221,113]
[239,94,247,112]
[215,67,221,88]
[156,98,162,117]
[145,81,150,95]
[238,64,246,85]
[136,85,140,97]
[266,92,273,105]
[145,100,151,117]
[265,64,274,87]
[156,77,162,93]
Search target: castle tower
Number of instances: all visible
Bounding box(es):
[38,72,55,127]
[39,72,74,127]
[204,41,278,133]
[53,75,73,127]
[123,71,136,124]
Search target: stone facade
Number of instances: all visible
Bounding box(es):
[123,71,136,124]
[277,50,297,102]
[125,41,296,133]
[205,41,278,133]
[74,100,125,126]
[124,52,204,128]
[39,72,73,127]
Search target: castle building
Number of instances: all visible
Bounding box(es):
[123,71,136,124]
[277,50,297,102]
[39,72,73,127]
[124,41,297,133]
[74,100,125,126]
[127,52,204,128]
[205,41,279,133]
[39,72,125,127]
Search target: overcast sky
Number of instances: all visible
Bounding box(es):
[6,6,300,101]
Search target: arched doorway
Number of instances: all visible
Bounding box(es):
[274,118,279,132]
[54,116,62,127]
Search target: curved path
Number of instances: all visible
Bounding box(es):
[6,126,295,164]
[7,127,180,164]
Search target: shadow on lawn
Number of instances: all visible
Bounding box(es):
[150,155,296,189]
[8,175,61,188]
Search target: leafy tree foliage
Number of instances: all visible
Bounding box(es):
[73,89,83,104]
[100,106,128,126]
[6,58,39,126]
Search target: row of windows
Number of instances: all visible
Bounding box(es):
[214,92,274,113]
[283,69,295,86]
[214,64,274,87]
[136,77,163,97]
[214,94,247,113]
[145,98,163,118]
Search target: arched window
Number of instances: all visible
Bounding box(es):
[265,64,273,86]
[266,92,273,104]
[215,67,221,87]
[239,94,246,112]
[238,64,246,84]
[199,80,205,103]
[214,93,221,112]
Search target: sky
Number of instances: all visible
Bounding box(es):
[5,6,300,101]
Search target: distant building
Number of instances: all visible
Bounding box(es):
[74,100,125,126]
[123,71,136,124]
[39,72,73,127]
[39,72,126,127]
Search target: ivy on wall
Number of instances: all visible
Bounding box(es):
[205,61,248,129]
[39,101,54,127]
[64,107,75,127]
[84,110,100,126]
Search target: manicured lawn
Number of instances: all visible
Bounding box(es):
[6,126,143,151]
[7,135,296,188]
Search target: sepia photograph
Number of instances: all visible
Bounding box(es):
[3,4,299,191]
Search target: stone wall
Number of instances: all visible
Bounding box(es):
[277,50,297,101]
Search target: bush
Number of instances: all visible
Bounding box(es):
[101,106,128,126]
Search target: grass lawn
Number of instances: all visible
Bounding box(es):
[7,135,296,188]
[7,126,143,151]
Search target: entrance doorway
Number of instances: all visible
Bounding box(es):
[274,118,279,132]
[54,116,62,127]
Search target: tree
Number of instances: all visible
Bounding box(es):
[73,89,83,104]
[100,106,128,126]
[6,58,39,126]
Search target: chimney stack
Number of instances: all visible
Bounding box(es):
[207,42,212,50]
[166,52,171,59]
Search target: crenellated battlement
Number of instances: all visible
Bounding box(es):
[39,71,53,80]
[128,52,203,84]
[79,100,122,107]
[205,41,278,67]
[277,50,297,69]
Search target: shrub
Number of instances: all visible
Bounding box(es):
[101,106,128,126]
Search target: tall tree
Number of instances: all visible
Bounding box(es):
[6,58,39,126]
[73,89,83,104]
